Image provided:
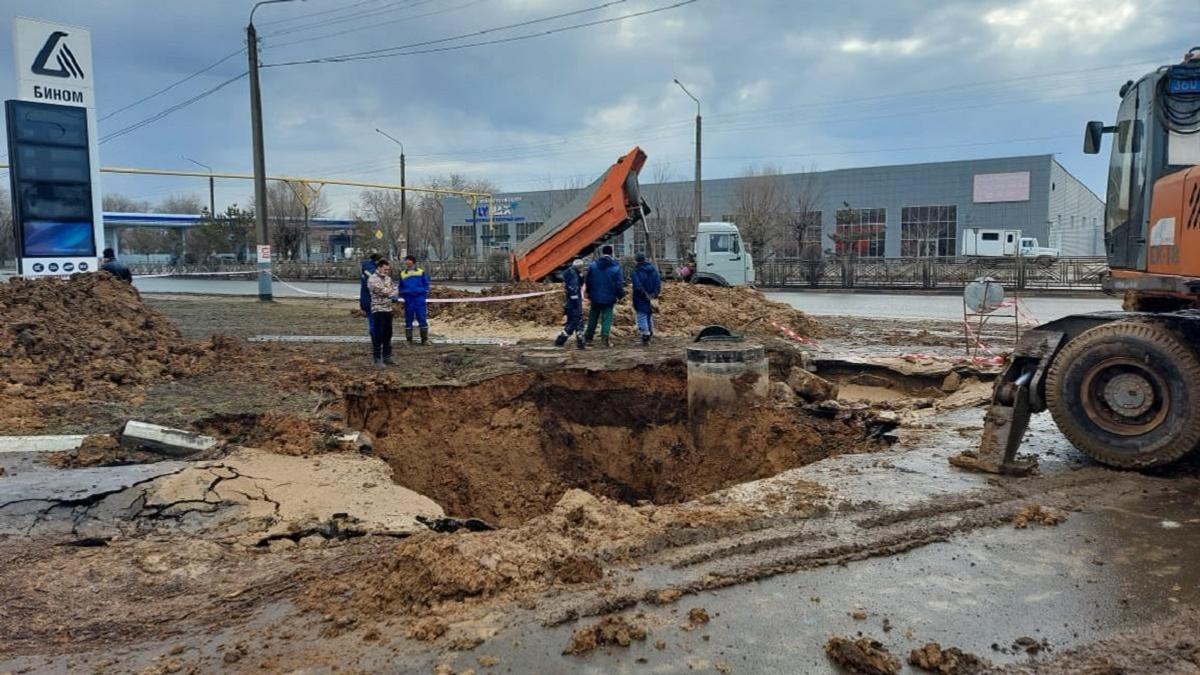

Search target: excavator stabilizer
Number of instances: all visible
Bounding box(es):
[949,330,1065,475]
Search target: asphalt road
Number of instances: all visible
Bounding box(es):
[130,276,1122,322]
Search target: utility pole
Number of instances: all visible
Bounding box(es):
[247,0,296,301]
[183,157,215,219]
[375,128,407,256]
[674,79,702,228]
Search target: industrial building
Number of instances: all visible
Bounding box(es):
[441,154,1104,261]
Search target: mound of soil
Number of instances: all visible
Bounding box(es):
[429,281,819,338]
[194,412,345,456]
[0,274,229,430]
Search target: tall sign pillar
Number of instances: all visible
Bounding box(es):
[6,17,103,277]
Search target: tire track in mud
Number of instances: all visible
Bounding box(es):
[537,469,1133,627]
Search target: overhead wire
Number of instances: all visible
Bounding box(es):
[264,0,692,66]
[99,47,246,121]
[100,72,249,144]
[266,0,490,50]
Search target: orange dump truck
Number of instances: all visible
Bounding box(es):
[509,146,648,282]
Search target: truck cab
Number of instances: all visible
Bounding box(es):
[692,222,755,286]
[1019,237,1060,261]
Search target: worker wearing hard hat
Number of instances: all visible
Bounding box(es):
[555,258,587,349]
[631,252,662,345]
[399,254,431,345]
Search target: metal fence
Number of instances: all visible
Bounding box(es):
[128,256,1110,291]
[755,256,1109,290]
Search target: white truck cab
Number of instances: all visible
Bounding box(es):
[692,222,755,286]
[1018,237,1060,260]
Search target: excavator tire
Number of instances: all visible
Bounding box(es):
[1045,321,1200,468]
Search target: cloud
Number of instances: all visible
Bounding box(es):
[982,0,1138,51]
[840,37,926,56]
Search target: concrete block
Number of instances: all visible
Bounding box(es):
[121,421,217,457]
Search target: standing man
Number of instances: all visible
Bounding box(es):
[631,252,662,345]
[554,258,587,350]
[583,244,625,347]
[359,252,381,336]
[399,254,431,345]
[100,248,133,283]
[367,259,398,366]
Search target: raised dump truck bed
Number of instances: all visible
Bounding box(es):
[510,146,647,282]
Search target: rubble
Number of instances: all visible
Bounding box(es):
[563,615,648,655]
[1012,505,1066,529]
[908,642,989,674]
[825,636,902,675]
[788,366,839,402]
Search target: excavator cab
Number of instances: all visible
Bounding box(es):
[957,48,1200,473]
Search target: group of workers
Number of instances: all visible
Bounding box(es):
[357,243,662,366]
[359,253,431,366]
[556,244,662,349]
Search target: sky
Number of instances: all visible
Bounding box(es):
[2,0,1198,215]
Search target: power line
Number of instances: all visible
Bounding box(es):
[265,0,693,67]
[265,0,432,37]
[99,48,245,121]
[267,0,490,50]
[259,0,386,27]
[100,72,249,145]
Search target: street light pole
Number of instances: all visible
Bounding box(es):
[247,0,297,301]
[375,128,406,257]
[674,79,701,228]
[183,156,215,218]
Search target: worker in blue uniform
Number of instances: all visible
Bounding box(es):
[630,252,662,345]
[399,254,431,345]
[554,258,587,349]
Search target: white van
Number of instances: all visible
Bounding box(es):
[691,222,755,286]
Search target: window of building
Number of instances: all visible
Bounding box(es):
[515,221,542,241]
[900,205,957,257]
[795,211,823,257]
[451,225,476,258]
[833,207,886,257]
[633,224,667,259]
[480,223,510,253]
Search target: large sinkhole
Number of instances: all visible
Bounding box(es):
[345,363,890,527]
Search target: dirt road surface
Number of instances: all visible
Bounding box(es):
[0,283,1195,675]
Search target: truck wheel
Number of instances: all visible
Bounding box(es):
[1045,321,1200,468]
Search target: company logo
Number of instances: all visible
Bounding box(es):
[31,31,85,79]
[32,263,45,273]
[62,262,75,272]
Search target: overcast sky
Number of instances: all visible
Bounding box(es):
[2,0,1197,214]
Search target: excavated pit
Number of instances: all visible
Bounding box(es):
[345,363,891,527]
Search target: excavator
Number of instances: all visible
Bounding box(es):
[960,48,1200,474]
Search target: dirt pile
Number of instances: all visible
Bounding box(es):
[0,274,229,430]
[563,615,648,655]
[430,281,819,338]
[345,364,891,525]
[825,636,902,674]
[44,433,167,468]
[1012,505,1066,529]
[194,412,346,456]
[908,642,988,674]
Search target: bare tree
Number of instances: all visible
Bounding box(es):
[250,182,330,261]
[410,174,498,260]
[0,189,13,264]
[733,165,789,259]
[356,189,404,258]
[102,193,150,212]
[157,193,205,214]
[788,165,825,260]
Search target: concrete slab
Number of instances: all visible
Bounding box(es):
[0,435,87,454]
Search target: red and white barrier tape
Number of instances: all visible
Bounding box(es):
[769,320,823,348]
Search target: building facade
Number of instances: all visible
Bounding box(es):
[441,154,1104,261]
